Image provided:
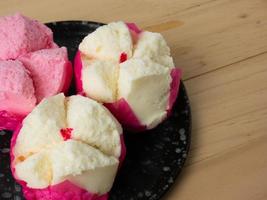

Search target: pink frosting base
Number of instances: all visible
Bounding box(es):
[10,126,126,200]
[126,23,142,44]
[61,60,73,94]
[0,111,24,131]
[167,68,182,116]
[74,23,181,131]
[21,181,109,200]
[74,51,84,95]
[104,100,146,132]
[126,23,142,34]
[119,135,126,166]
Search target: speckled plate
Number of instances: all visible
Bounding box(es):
[0,21,191,200]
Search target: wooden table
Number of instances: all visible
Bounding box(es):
[0,0,266,199]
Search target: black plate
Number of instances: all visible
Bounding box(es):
[0,21,191,200]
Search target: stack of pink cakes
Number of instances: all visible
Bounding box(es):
[0,14,72,131]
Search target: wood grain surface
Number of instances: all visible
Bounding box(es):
[0,0,266,199]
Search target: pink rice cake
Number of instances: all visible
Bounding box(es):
[0,14,72,131]
[75,22,181,131]
[18,47,73,102]
[0,60,36,130]
[0,13,55,60]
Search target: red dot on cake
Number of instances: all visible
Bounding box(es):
[60,128,73,140]
[119,52,127,63]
